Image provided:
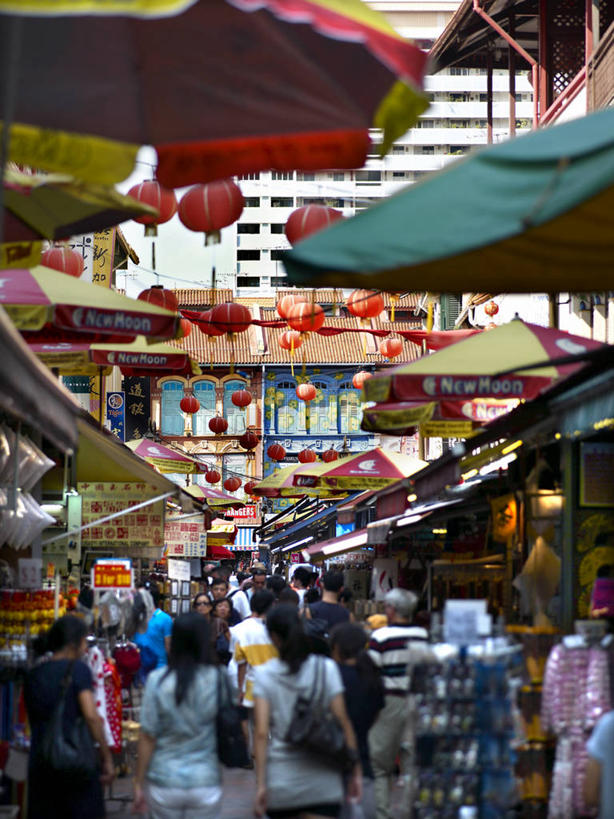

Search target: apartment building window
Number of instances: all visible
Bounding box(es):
[333,172,345,181]
[392,145,405,153]
[271,197,294,207]
[302,197,325,206]
[237,276,260,288]
[237,250,260,261]
[244,197,260,207]
[270,250,285,261]
[355,170,381,183]
[338,382,361,434]
[192,380,216,436]
[272,172,294,180]
[238,173,260,180]
[270,223,285,234]
[418,119,435,128]
[274,380,305,434]
[237,223,260,234]
[300,172,315,181]
[271,276,286,287]
[224,380,248,434]
[450,67,470,75]
[161,380,184,436]
[419,146,435,155]
[309,380,331,434]
[449,146,470,155]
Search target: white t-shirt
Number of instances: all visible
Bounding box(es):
[231,617,277,707]
[229,588,251,621]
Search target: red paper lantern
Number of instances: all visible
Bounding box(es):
[205,469,221,484]
[379,337,404,359]
[284,205,343,245]
[137,285,179,313]
[196,308,225,338]
[231,389,252,408]
[223,476,242,493]
[352,371,372,390]
[267,443,286,462]
[178,318,192,338]
[296,383,317,402]
[127,180,177,236]
[244,480,257,495]
[346,289,384,320]
[180,395,200,414]
[298,448,317,464]
[278,330,303,351]
[210,302,252,336]
[41,246,84,278]
[321,448,339,463]
[178,180,244,244]
[286,302,325,333]
[485,300,499,317]
[238,431,259,450]
[277,294,307,319]
[208,415,228,434]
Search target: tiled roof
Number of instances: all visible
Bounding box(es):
[175,289,233,308]
[275,290,421,309]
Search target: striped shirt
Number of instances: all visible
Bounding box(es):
[368,624,430,694]
[231,617,278,707]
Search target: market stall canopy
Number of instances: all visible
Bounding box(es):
[304,527,369,561]
[361,397,518,436]
[0,0,428,187]
[252,463,345,498]
[184,483,246,509]
[294,448,427,490]
[208,519,238,550]
[125,439,208,475]
[364,320,607,405]
[0,266,179,339]
[27,335,201,377]
[282,107,614,292]
[0,305,80,452]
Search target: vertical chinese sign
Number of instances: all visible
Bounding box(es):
[124,377,151,440]
[106,392,126,441]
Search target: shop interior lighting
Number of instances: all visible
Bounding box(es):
[407,493,417,503]
[281,535,314,553]
[479,452,517,476]
[501,439,523,456]
[397,513,426,528]
[320,533,368,555]
[432,528,447,535]
[461,468,479,481]
[554,432,562,440]
[594,417,614,430]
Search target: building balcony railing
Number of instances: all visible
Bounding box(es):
[588,19,614,111]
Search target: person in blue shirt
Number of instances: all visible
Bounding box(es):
[135,584,173,675]
[585,709,614,819]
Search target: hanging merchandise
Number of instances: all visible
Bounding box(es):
[126,179,177,236]
[178,180,244,245]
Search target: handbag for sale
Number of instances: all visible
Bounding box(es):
[284,656,356,771]
[37,661,97,781]
[215,668,250,768]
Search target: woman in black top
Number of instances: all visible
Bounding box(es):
[24,616,114,819]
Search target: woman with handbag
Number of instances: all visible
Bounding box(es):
[253,604,362,819]
[24,615,114,819]
[132,612,229,818]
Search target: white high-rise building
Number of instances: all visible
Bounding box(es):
[225,0,532,296]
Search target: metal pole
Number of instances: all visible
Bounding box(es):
[0,15,23,247]
[560,439,576,632]
[487,51,493,144]
[508,11,517,137]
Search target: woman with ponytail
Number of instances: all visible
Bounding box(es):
[330,623,385,819]
[253,604,362,818]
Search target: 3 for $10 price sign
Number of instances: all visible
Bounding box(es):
[92,558,133,591]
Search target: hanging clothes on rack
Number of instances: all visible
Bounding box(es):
[85,643,114,749]
[541,637,611,817]
[102,658,122,752]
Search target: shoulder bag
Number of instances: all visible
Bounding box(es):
[215,668,250,768]
[284,656,356,771]
[37,660,97,781]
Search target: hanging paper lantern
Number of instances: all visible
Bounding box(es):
[296,383,317,403]
[138,285,179,313]
[178,318,193,338]
[41,246,84,278]
[208,415,228,434]
[277,294,307,319]
[298,448,317,464]
[321,448,339,463]
[238,430,259,450]
[286,302,325,333]
[127,180,178,236]
[352,371,372,390]
[231,389,252,408]
[267,443,286,462]
[485,300,499,317]
[223,476,242,493]
[180,395,200,414]
[196,309,226,338]
[210,302,252,338]
[205,469,221,484]
[378,337,404,359]
[285,205,343,245]
[346,289,384,320]
[278,330,303,351]
[244,480,257,495]
[178,180,244,245]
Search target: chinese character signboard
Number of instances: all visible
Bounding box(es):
[106,392,125,441]
[92,229,115,288]
[165,518,208,557]
[124,377,151,440]
[92,558,133,590]
[78,482,164,554]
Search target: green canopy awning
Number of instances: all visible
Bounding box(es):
[283,107,614,293]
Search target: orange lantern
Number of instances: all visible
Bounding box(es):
[232,389,252,408]
[208,416,228,434]
[284,205,343,245]
[178,318,192,338]
[210,302,252,338]
[205,469,221,484]
[178,180,244,244]
[379,337,403,359]
[278,330,303,351]
[346,289,384,321]
[127,180,178,236]
[321,448,339,463]
[223,476,242,493]
[485,300,499,317]
[180,395,200,414]
[277,294,307,319]
[352,371,372,390]
[286,302,325,333]
[267,443,286,462]
[296,383,317,403]
[238,430,259,450]
[298,448,317,464]
[41,246,84,278]
[138,285,179,313]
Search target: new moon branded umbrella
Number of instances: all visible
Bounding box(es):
[293,447,426,490]
[0,266,179,339]
[0,0,428,187]
[184,483,246,509]
[125,439,208,474]
[251,463,342,498]
[283,107,614,292]
[363,320,607,406]
[360,398,518,436]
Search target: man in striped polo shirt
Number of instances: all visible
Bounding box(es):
[368,588,432,819]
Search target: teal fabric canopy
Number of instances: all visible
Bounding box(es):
[283,108,614,293]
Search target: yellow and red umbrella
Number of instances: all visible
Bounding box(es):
[185,483,246,510]
[208,519,238,551]
[125,439,208,474]
[294,448,426,491]
[251,463,343,498]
